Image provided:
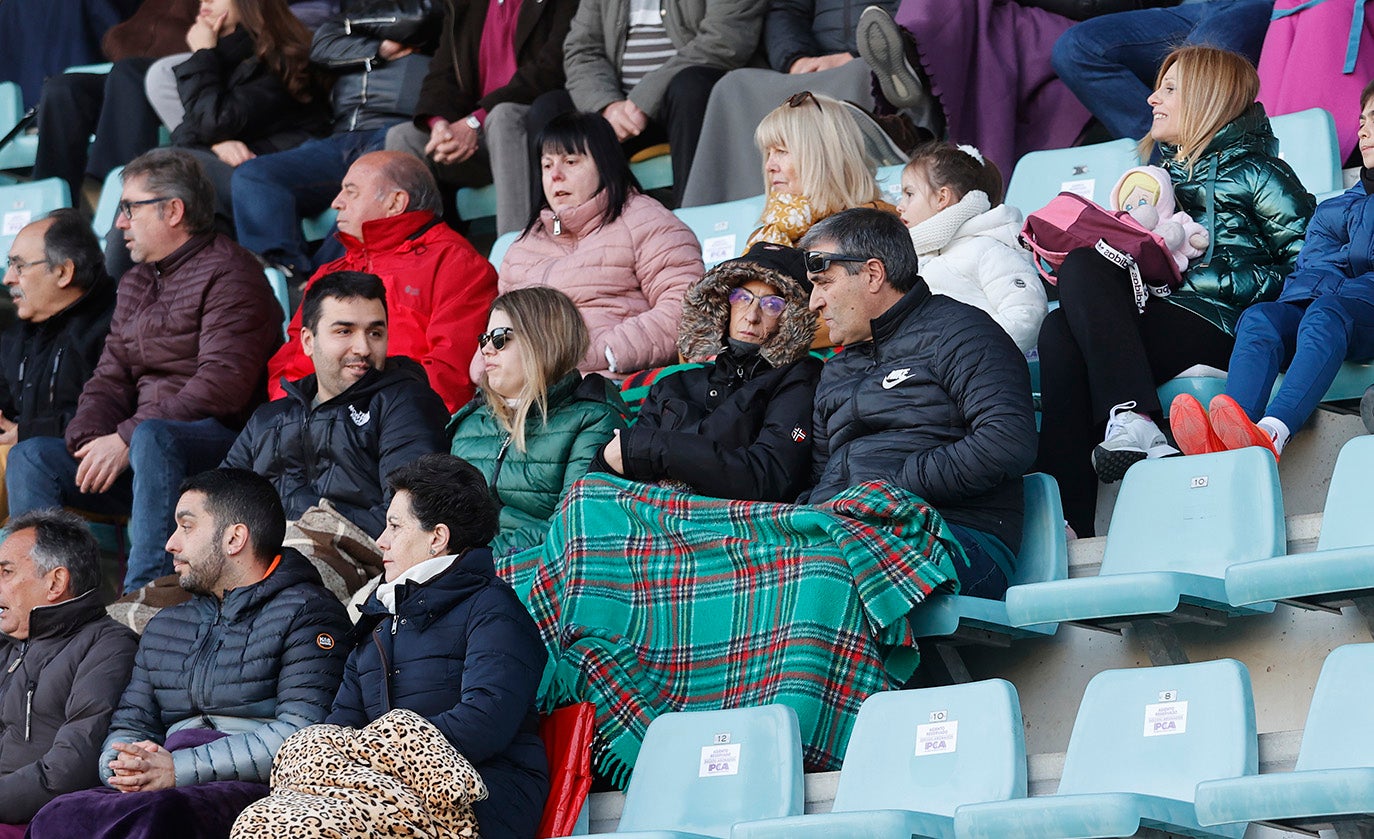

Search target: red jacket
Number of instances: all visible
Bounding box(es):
[66,233,283,450]
[267,212,496,412]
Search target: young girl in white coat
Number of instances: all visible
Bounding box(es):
[896,142,1047,355]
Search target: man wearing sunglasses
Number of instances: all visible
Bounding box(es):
[799,207,1036,602]
[6,149,283,594]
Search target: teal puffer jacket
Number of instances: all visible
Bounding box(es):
[449,372,627,557]
[1161,103,1315,335]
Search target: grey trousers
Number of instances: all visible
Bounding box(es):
[384,101,532,234]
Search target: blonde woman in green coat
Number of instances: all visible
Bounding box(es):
[449,287,627,561]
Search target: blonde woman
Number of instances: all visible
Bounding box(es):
[747,91,899,247]
[449,287,626,559]
[1035,45,1314,537]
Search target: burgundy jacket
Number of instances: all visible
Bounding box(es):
[65,233,283,451]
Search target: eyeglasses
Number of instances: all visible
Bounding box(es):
[5,256,50,276]
[116,196,170,220]
[478,326,515,351]
[804,251,869,274]
[728,287,786,317]
[786,90,822,112]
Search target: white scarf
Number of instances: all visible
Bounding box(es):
[374,553,458,614]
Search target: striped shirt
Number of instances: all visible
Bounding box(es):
[620,0,676,94]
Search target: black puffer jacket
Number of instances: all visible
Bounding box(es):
[804,280,1037,552]
[604,256,822,501]
[170,29,330,153]
[329,549,548,839]
[0,591,137,822]
[310,0,436,133]
[99,550,350,786]
[0,274,116,441]
[223,357,448,536]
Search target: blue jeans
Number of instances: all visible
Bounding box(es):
[947,524,1011,600]
[230,126,392,276]
[6,418,241,591]
[1052,0,1274,140]
[1227,295,1374,432]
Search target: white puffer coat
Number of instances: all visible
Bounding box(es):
[908,190,1047,355]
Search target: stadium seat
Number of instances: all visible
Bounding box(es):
[457,147,675,223]
[1270,108,1343,198]
[953,659,1257,839]
[1003,137,1140,216]
[581,704,804,839]
[92,165,123,249]
[673,194,767,268]
[1156,375,1227,418]
[730,680,1026,839]
[488,229,520,269]
[1159,357,1374,420]
[1195,644,1374,837]
[907,473,1068,646]
[0,178,72,255]
[262,267,292,339]
[301,207,338,243]
[1223,436,1374,620]
[0,81,37,173]
[1004,448,1282,649]
[875,162,904,206]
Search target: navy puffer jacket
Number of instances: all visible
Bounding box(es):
[329,549,549,839]
[100,549,350,786]
[1276,177,1374,306]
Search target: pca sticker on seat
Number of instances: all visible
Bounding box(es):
[699,743,741,777]
[915,713,958,756]
[1143,700,1188,736]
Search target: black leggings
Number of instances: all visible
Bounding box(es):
[1034,248,1235,536]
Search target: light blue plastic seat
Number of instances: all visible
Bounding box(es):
[1224,435,1374,611]
[1196,644,1374,834]
[954,659,1257,839]
[92,165,123,249]
[301,207,338,243]
[488,229,521,270]
[1005,448,1282,631]
[673,194,767,269]
[908,473,1067,643]
[0,178,72,255]
[0,82,37,172]
[875,162,904,206]
[1158,363,1374,420]
[1003,138,1141,216]
[458,151,674,223]
[1270,107,1343,198]
[580,704,803,839]
[730,681,1025,839]
[262,267,292,339]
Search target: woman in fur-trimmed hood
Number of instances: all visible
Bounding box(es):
[592,242,823,501]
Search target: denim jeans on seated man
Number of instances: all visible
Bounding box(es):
[6,418,241,591]
[1052,0,1274,141]
[230,126,394,279]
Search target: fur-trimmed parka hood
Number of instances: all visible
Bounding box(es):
[676,260,818,366]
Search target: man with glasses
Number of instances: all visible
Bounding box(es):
[0,211,116,460]
[6,149,283,594]
[799,207,1036,602]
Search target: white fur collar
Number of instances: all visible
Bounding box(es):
[908,190,992,256]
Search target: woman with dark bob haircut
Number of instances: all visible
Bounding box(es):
[494,112,704,379]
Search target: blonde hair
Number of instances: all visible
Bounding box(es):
[754,92,881,217]
[1115,169,1162,208]
[1138,45,1259,171]
[479,287,589,453]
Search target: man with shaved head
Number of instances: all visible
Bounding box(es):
[263,151,496,411]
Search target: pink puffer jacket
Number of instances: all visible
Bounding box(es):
[498,190,703,377]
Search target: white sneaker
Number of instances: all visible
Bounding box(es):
[1091,401,1179,483]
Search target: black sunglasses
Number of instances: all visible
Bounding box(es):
[804,251,868,273]
[786,90,822,112]
[478,326,515,351]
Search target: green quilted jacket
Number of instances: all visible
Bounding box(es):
[449,371,627,557]
[1161,103,1316,335]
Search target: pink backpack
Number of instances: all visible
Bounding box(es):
[1021,191,1184,312]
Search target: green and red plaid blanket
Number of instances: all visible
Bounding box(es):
[516,474,961,786]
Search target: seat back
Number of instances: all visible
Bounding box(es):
[0,178,72,254]
[1295,644,1374,771]
[92,165,124,247]
[617,705,804,836]
[673,194,768,269]
[1059,659,1257,801]
[1004,138,1141,216]
[1270,108,1343,198]
[832,680,1026,816]
[1314,435,1374,552]
[1099,447,1285,578]
[875,162,905,206]
[301,207,338,243]
[1012,472,1068,586]
[488,230,521,270]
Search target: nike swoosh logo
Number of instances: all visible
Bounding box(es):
[882,369,912,389]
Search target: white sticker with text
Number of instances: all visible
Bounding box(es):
[1143,700,1188,737]
[699,743,741,776]
[915,720,958,755]
[1060,179,1096,200]
[3,210,30,235]
[702,234,736,264]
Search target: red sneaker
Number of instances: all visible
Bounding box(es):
[1169,393,1224,455]
[1209,394,1279,460]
